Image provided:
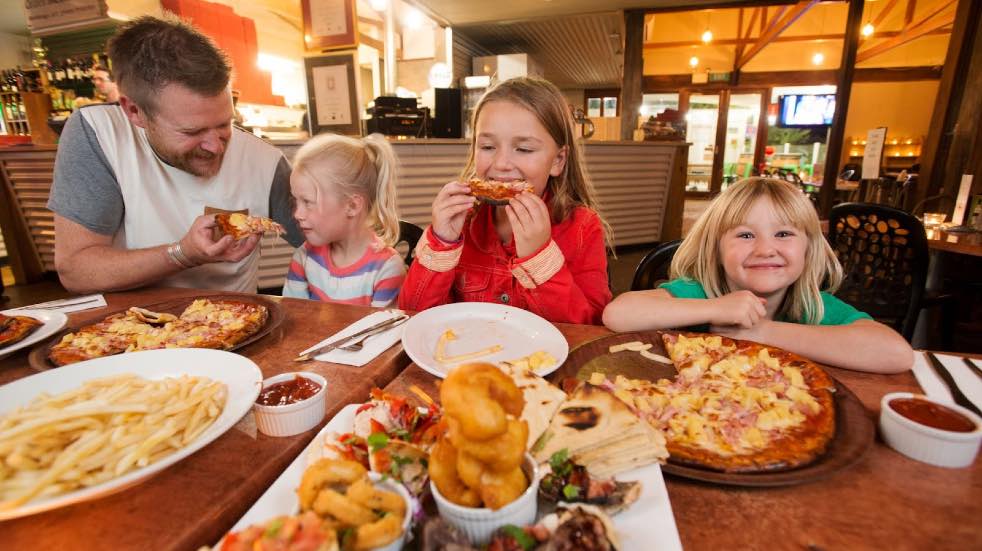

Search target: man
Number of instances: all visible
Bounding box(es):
[91,65,119,103]
[48,15,301,294]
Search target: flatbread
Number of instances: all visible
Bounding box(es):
[498,361,567,449]
[533,383,668,478]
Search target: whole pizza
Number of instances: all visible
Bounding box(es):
[593,332,836,473]
[48,299,268,366]
[0,313,44,348]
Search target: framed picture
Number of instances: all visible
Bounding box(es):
[301,0,358,51]
[304,53,361,136]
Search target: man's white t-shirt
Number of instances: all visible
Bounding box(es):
[48,104,301,292]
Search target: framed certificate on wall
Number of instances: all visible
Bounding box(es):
[304,53,361,136]
[301,0,358,51]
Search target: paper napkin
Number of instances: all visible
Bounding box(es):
[911,351,982,412]
[300,310,407,367]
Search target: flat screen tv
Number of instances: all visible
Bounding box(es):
[778,94,835,127]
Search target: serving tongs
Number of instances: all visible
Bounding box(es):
[294,313,409,362]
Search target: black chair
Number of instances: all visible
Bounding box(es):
[630,240,682,291]
[827,203,929,341]
[396,220,424,266]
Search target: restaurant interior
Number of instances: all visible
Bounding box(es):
[0,0,980,549]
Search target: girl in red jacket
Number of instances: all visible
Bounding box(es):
[398,77,612,324]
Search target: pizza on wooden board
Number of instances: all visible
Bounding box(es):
[0,313,44,348]
[593,332,836,473]
[214,212,285,240]
[48,299,268,366]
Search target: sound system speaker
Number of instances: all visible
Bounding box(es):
[433,88,462,138]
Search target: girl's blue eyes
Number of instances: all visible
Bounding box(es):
[735,230,796,239]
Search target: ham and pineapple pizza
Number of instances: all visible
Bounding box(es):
[594,332,835,473]
[48,299,268,366]
[0,313,44,348]
[214,212,284,240]
[467,178,534,205]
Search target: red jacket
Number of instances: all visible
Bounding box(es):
[398,203,611,325]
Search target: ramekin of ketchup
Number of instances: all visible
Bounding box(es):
[879,392,981,468]
[254,372,328,437]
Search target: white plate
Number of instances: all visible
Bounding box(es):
[0,348,263,520]
[401,303,569,378]
[226,404,683,551]
[0,309,68,358]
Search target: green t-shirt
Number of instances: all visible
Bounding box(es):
[658,278,871,327]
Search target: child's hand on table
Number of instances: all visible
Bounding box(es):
[707,290,767,329]
[506,192,553,258]
[432,181,476,243]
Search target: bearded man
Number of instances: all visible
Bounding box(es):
[48,15,302,293]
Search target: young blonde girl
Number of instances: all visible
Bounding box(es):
[398,77,612,324]
[283,134,406,306]
[603,177,912,373]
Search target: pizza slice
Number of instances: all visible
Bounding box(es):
[467,178,534,205]
[0,313,43,348]
[214,212,284,240]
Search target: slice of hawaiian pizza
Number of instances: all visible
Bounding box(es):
[214,212,285,240]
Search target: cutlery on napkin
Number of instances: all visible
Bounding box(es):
[911,351,982,415]
[296,310,408,366]
[7,294,107,314]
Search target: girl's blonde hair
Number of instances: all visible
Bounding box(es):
[670,177,843,324]
[292,133,399,247]
[460,76,613,247]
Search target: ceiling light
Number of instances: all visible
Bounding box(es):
[812,52,825,65]
[701,29,713,43]
[689,56,699,68]
[404,7,424,29]
[862,23,874,37]
[370,0,388,11]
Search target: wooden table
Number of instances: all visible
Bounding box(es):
[0,288,413,550]
[384,325,982,550]
[926,227,982,257]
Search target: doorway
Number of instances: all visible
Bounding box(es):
[678,88,767,196]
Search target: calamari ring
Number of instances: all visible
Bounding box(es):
[441,363,524,441]
[448,417,528,473]
[354,513,403,551]
[346,477,406,518]
[298,458,367,511]
[479,466,528,510]
[428,439,481,507]
[312,488,376,525]
[454,448,486,490]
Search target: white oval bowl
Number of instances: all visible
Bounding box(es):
[430,453,539,545]
[879,392,982,468]
[254,372,327,437]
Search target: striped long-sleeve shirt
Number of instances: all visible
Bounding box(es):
[282,238,406,306]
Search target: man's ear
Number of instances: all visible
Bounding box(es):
[549,145,569,177]
[118,95,149,129]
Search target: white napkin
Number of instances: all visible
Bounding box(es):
[300,310,407,367]
[911,351,982,412]
[8,294,107,314]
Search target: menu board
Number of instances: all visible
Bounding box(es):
[862,127,887,180]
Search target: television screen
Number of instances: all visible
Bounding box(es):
[778,94,835,127]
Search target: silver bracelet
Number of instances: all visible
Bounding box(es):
[174,242,197,267]
[166,243,195,269]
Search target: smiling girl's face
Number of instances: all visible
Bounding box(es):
[473,100,567,196]
[719,196,807,302]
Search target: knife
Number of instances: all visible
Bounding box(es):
[294,314,409,362]
[924,352,982,417]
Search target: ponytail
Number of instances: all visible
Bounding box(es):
[363,134,400,247]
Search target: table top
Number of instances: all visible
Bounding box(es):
[0,288,413,551]
[384,325,982,551]
[926,227,982,257]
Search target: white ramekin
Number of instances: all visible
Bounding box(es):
[431,453,539,545]
[879,392,982,468]
[367,472,414,551]
[253,372,327,437]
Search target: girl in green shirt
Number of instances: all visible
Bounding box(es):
[603,178,912,373]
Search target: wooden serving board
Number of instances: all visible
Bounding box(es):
[27,294,285,371]
[561,331,875,487]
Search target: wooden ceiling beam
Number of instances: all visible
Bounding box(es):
[642,28,951,50]
[904,0,918,29]
[871,0,902,28]
[737,0,820,69]
[856,2,955,63]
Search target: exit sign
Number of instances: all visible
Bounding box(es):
[708,72,732,82]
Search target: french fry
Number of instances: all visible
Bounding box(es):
[0,374,226,510]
